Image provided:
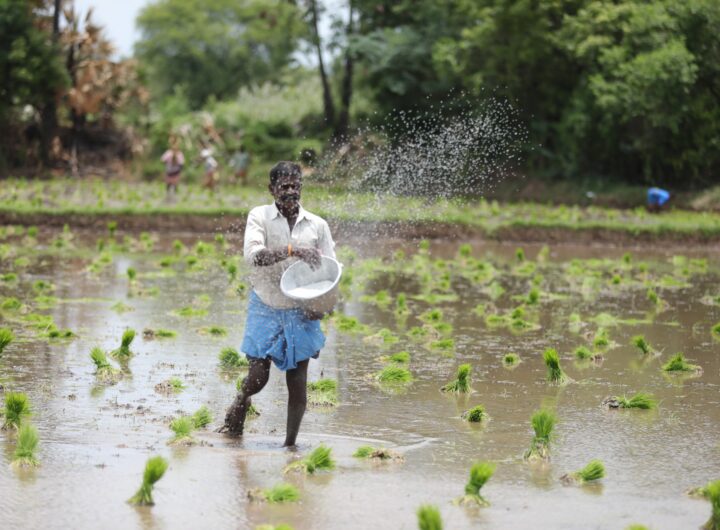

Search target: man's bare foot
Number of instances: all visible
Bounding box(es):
[215,424,243,437]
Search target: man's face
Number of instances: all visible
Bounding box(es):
[270,174,302,211]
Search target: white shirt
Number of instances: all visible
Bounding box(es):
[244,203,336,309]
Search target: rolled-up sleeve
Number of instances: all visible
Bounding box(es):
[243,209,266,263]
[318,220,336,259]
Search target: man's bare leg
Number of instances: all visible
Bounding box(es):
[219,357,270,435]
[283,359,309,447]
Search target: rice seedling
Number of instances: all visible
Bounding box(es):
[593,328,610,348]
[111,329,136,358]
[647,288,660,305]
[352,445,402,460]
[486,281,505,300]
[526,286,540,305]
[516,247,525,262]
[334,314,368,333]
[631,335,653,354]
[219,347,249,369]
[441,364,472,393]
[2,392,31,429]
[253,483,300,503]
[11,423,40,468]
[568,313,582,333]
[560,459,605,485]
[1,272,18,282]
[524,409,556,461]
[432,321,453,335]
[169,416,195,445]
[90,347,122,383]
[503,353,520,366]
[420,309,444,323]
[394,292,409,316]
[574,346,593,360]
[191,406,212,429]
[307,378,339,406]
[1,297,22,311]
[364,328,399,345]
[417,504,443,530]
[455,461,495,506]
[712,322,720,339]
[702,479,720,530]
[126,268,137,282]
[46,325,75,339]
[461,405,486,423]
[32,279,54,294]
[107,221,117,238]
[662,352,702,373]
[143,328,177,339]
[429,338,455,353]
[284,444,335,474]
[603,392,657,410]
[408,326,431,340]
[0,327,14,354]
[376,365,413,384]
[111,301,133,313]
[386,351,411,364]
[169,377,185,391]
[174,306,208,318]
[202,326,227,336]
[544,348,571,384]
[128,456,168,506]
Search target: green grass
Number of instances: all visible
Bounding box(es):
[524,409,556,461]
[543,348,571,384]
[191,406,212,429]
[0,327,14,354]
[441,364,471,393]
[12,422,40,468]
[462,405,486,423]
[128,456,168,505]
[662,352,701,373]
[262,483,300,503]
[417,504,443,530]
[285,444,335,474]
[2,391,31,429]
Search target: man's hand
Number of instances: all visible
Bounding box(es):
[293,247,321,269]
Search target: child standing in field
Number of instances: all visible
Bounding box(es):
[200,146,219,191]
[161,139,185,198]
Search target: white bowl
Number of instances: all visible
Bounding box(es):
[280,256,342,315]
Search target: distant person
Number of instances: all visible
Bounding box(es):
[200,146,219,191]
[647,187,670,213]
[299,147,317,177]
[161,139,185,197]
[229,145,250,186]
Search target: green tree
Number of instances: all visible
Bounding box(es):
[135,0,307,109]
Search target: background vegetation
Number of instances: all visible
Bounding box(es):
[1,0,719,191]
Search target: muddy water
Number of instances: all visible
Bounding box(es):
[1,235,719,530]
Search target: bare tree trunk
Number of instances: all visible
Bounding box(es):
[333,2,354,142]
[309,0,335,127]
[39,0,63,168]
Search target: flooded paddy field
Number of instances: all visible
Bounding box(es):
[1,224,719,529]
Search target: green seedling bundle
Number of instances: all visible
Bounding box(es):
[219,347,249,369]
[284,444,335,474]
[441,364,472,393]
[128,456,168,505]
[111,329,136,359]
[90,347,122,383]
[603,392,657,410]
[560,459,605,485]
[11,422,40,468]
[455,461,495,506]
[417,504,443,530]
[662,352,702,373]
[462,405,487,423]
[524,409,556,462]
[0,327,13,354]
[544,348,571,384]
[307,378,339,406]
[2,391,31,430]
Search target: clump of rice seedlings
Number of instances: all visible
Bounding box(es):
[631,335,652,354]
[46,325,75,339]
[455,461,495,506]
[662,352,702,374]
[462,405,486,423]
[603,392,657,410]
[568,312,582,333]
[417,504,443,530]
[169,416,195,445]
[107,221,117,238]
[226,262,238,281]
[307,378,338,406]
[169,377,184,391]
[441,364,472,393]
[473,303,485,317]
[191,406,212,429]
[408,326,431,340]
[503,353,520,366]
[174,306,208,318]
[526,286,540,305]
[515,247,525,262]
[128,456,168,505]
[432,321,453,335]
[429,338,454,353]
[593,328,610,348]
[524,409,556,461]
[284,444,335,474]
[701,479,720,530]
[712,322,720,339]
[352,445,402,460]
[611,274,622,285]
[364,327,399,345]
[126,267,137,282]
[1,297,22,311]
[252,483,300,503]
[143,328,177,339]
[647,287,661,306]
[155,377,185,394]
[202,326,227,337]
[385,351,411,364]
[560,459,605,485]
[420,308,444,323]
[574,346,593,360]
[395,292,409,316]
[2,391,31,429]
[111,301,133,313]
[1,272,18,282]
[32,279,54,294]
[0,327,14,354]
[376,365,413,384]
[544,348,571,384]
[90,347,122,383]
[11,423,40,468]
[111,329,136,358]
[334,314,368,333]
[219,347,249,369]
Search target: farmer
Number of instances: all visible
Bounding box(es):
[229,144,250,186]
[647,187,670,213]
[200,146,219,190]
[219,161,336,447]
[160,138,184,197]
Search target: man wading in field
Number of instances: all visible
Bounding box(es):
[218,161,336,447]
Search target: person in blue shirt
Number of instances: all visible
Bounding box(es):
[647,187,670,213]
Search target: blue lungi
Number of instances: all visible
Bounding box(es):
[647,187,670,206]
[241,290,325,371]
